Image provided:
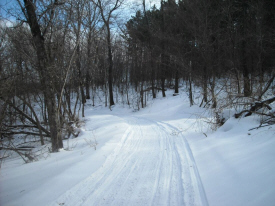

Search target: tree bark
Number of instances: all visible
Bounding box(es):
[23,0,63,152]
[175,69,179,94]
[107,27,115,106]
[242,39,251,97]
[203,65,208,102]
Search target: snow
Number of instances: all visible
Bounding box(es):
[1,89,275,206]
[189,116,275,206]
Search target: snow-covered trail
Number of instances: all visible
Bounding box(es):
[2,91,275,206]
[49,116,208,206]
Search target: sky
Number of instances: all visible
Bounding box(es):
[0,0,161,26]
[0,0,161,18]
[0,0,18,26]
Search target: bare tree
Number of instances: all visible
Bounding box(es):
[17,0,63,152]
[91,0,123,106]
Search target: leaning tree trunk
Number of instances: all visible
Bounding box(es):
[23,0,63,152]
[76,44,86,117]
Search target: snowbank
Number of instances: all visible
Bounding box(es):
[1,89,274,206]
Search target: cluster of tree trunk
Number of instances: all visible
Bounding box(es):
[126,0,275,106]
[0,0,274,153]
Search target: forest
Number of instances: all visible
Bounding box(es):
[1,0,275,157]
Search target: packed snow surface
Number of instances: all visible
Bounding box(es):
[1,90,275,206]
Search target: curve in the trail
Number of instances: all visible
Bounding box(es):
[49,116,208,206]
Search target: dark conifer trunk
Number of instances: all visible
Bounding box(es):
[175,69,179,94]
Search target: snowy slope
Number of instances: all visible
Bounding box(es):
[1,89,275,206]
[188,116,275,206]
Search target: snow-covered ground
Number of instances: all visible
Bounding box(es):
[1,89,275,206]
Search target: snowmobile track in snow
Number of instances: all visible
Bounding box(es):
[49,116,208,206]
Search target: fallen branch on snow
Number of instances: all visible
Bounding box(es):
[234,96,275,118]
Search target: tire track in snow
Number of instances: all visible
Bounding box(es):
[157,121,209,206]
[48,116,208,206]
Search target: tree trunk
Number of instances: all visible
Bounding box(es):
[23,0,63,152]
[150,52,156,98]
[76,44,86,117]
[175,69,179,94]
[160,52,168,98]
[203,65,208,102]
[161,78,166,97]
[107,28,115,106]
[85,38,91,100]
[160,2,166,98]
[85,72,90,99]
[210,76,217,108]
[242,39,251,97]
[188,64,194,106]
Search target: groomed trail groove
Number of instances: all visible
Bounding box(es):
[49,116,208,206]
